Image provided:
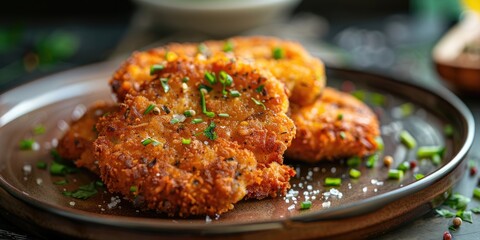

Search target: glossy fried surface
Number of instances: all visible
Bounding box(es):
[286,88,380,162]
[95,54,296,216]
[111,36,325,106]
[57,102,117,174]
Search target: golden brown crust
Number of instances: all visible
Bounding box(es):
[285,88,380,162]
[95,53,296,216]
[57,102,117,174]
[110,36,325,106]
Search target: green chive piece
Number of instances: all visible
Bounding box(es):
[144,104,155,115]
[50,161,67,176]
[370,93,386,106]
[417,146,445,158]
[375,136,384,150]
[192,118,204,124]
[160,77,170,93]
[19,139,36,150]
[272,47,284,60]
[397,162,410,172]
[399,130,416,149]
[339,131,346,139]
[184,110,196,117]
[337,113,343,120]
[256,85,265,93]
[251,98,266,110]
[219,71,233,96]
[204,72,216,85]
[36,161,47,170]
[130,186,138,192]
[347,156,361,167]
[230,90,241,97]
[170,118,180,124]
[366,154,378,168]
[182,77,190,83]
[473,187,480,199]
[414,173,425,180]
[444,124,454,138]
[324,177,342,186]
[54,179,68,185]
[300,201,312,210]
[388,169,404,179]
[218,113,230,118]
[349,168,361,179]
[95,181,104,187]
[141,138,161,146]
[150,64,165,75]
[204,121,218,140]
[200,87,216,118]
[223,40,234,52]
[400,103,414,117]
[33,124,46,135]
[182,138,191,145]
[198,43,208,54]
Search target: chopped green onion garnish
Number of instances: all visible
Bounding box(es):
[229,90,241,98]
[95,181,104,187]
[141,137,161,146]
[473,187,480,199]
[182,77,190,83]
[144,104,156,115]
[66,182,98,200]
[182,138,191,145]
[160,77,170,93]
[54,179,68,185]
[337,113,343,120]
[397,161,410,172]
[184,110,196,117]
[272,47,284,60]
[170,118,180,124]
[414,173,425,180]
[347,156,361,167]
[375,136,384,150]
[19,139,36,150]
[349,168,361,179]
[50,161,67,176]
[223,40,234,52]
[198,43,208,54]
[218,113,230,118]
[204,72,216,85]
[130,186,138,192]
[370,93,386,106]
[417,146,445,158]
[444,124,454,138]
[33,124,46,135]
[36,161,47,169]
[256,85,265,93]
[339,131,346,139]
[251,98,266,110]
[400,103,414,117]
[204,121,218,140]
[200,87,216,118]
[324,177,342,186]
[366,154,378,168]
[300,201,312,210]
[399,130,416,149]
[219,71,233,96]
[150,64,164,75]
[192,118,204,124]
[388,169,404,179]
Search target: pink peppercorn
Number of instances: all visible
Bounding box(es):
[443,231,452,240]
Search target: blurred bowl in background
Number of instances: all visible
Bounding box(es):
[133,0,301,36]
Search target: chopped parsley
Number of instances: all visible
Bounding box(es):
[54,179,68,185]
[33,124,46,135]
[256,85,265,93]
[436,209,456,218]
[204,121,218,140]
[63,182,98,200]
[366,154,378,168]
[337,113,343,120]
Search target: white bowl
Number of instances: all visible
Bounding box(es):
[133,0,301,36]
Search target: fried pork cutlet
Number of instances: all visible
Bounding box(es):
[285,88,380,162]
[94,53,296,216]
[111,36,325,106]
[57,102,117,174]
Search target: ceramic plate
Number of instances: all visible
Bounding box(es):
[0,62,474,239]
